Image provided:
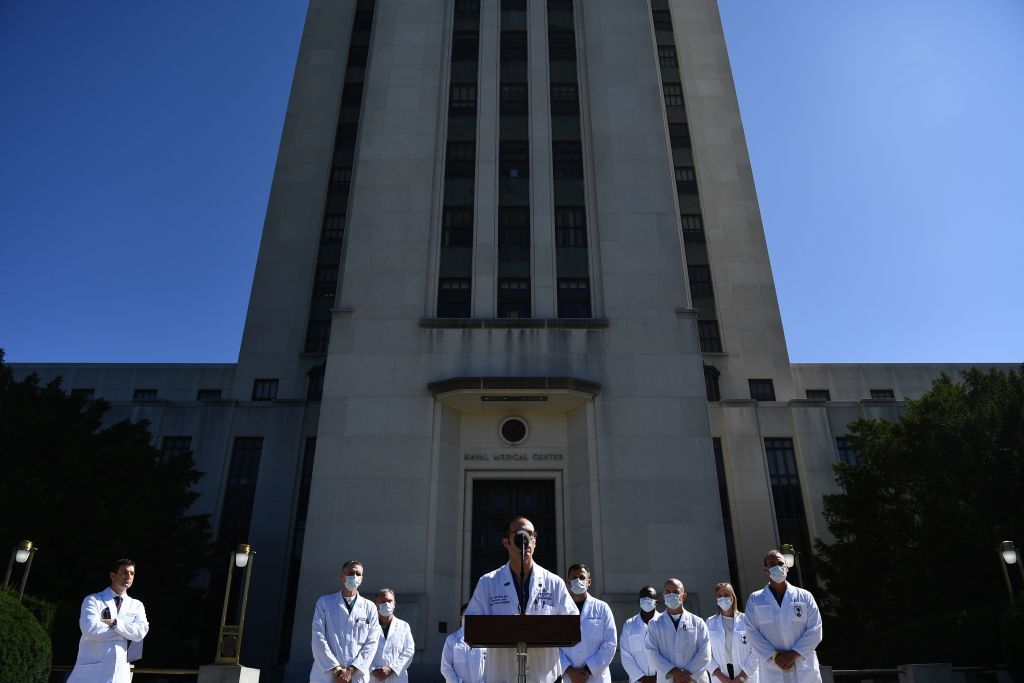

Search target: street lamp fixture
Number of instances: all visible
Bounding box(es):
[998,540,1023,605]
[215,544,255,665]
[3,540,38,602]
[780,544,796,568]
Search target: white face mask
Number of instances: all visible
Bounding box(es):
[378,602,395,617]
[344,575,363,591]
[663,593,683,610]
[768,564,788,584]
[716,596,733,612]
[570,578,588,595]
[639,597,657,613]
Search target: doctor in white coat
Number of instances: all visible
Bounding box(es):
[465,515,579,683]
[370,589,416,683]
[559,564,617,683]
[67,559,150,683]
[441,603,487,683]
[708,582,758,683]
[742,550,822,683]
[311,560,382,683]
[644,578,711,683]
[619,586,659,683]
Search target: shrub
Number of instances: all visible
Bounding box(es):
[0,590,52,683]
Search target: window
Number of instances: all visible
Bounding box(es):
[835,437,860,466]
[704,365,721,402]
[307,366,325,402]
[455,0,480,16]
[322,214,345,242]
[330,166,352,189]
[449,84,477,117]
[252,379,279,401]
[658,45,678,67]
[663,83,684,107]
[70,388,95,399]
[305,320,331,353]
[499,207,530,249]
[442,207,474,247]
[499,141,530,179]
[555,207,587,247]
[681,214,704,243]
[452,31,479,62]
[219,437,264,545]
[675,166,697,194]
[712,437,741,587]
[870,389,895,400]
[548,31,576,62]
[197,389,222,401]
[502,0,527,11]
[548,0,573,11]
[550,84,579,117]
[347,44,368,67]
[652,10,673,32]
[698,320,722,352]
[749,379,776,401]
[500,31,527,63]
[336,123,358,147]
[445,141,475,179]
[340,82,363,108]
[314,265,339,297]
[438,278,472,318]
[669,123,690,149]
[688,264,713,298]
[763,437,814,584]
[278,436,319,661]
[353,11,373,32]
[498,278,531,319]
[557,278,591,318]
[501,83,528,116]
[806,389,831,401]
[133,389,158,400]
[552,141,583,179]
[161,436,192,462]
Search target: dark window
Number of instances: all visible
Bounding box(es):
[442,206,474,247]
[675,165,697,194]
[314,265,339,298]
[555,207,587,247]
[658,45,678,67]
[870,389,895,400]
[219,437,264,545]
[438,278,472,318]
[278,436,318,661]
[548,31,576,62]
[340,82,363,108]
[681,214,704,243]
[712,438,741,587]
[550,84,579,116]
[548,0,573,11]
[322,214,345,243]
[557,278,591,318]
[698,320,722,352]
[704,365,721,402]
[749,379,776,401]
[133,389,158,400]
[835,437,860,466]
[497,278,531,319]
[446,141,476,179]
[806,389,831,401]
[455,0,481,16]
[500,31,527,62]
[499,141,530,179]
[347,44,368,67]
[663,83,684,107]
[502,0,527,11]
[499,227,530,249]
[552,141,583,179]
[501,83,528,116]
[197,389,222,401]
[252,379,279,401]
[688,264,713,298]
[353,11,373,32]
[70,388,95,399]
[763,438,813,578]
[336,123,358,147]
[499,207,530,248]
[450,84,477,117]
[652,10,673,32]
[307,366,325,402]
[305,320,331,354]
[452,31,480,62]
[330,166,352,190]
[161,436,192,462]
[669,123,691,149]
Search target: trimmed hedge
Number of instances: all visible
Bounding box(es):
[21,593,58,633]
[0,590,52,683]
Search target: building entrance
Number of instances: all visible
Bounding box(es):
[469,479,558,587]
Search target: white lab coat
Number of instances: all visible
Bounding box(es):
[465,562,579,683]
[742,585,822,683]
[619,612,657,683]
[67,587,149,683]
[371,616,416,683]
[441,626,487,683]
[644,610,711,682]
[707,613,759,683]
[310,591,382,683]
[559,596,617,683]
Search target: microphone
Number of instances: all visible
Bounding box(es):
[514,530,532,548]
[514,530,531,615]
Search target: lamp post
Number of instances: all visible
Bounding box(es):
[998,540,1021,605]
[215,544,255,664]
[2,540,37,601]
[780,543,803,586]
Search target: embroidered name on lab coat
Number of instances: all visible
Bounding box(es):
[490,595,511,606]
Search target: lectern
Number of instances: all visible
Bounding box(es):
[464,615,581,683]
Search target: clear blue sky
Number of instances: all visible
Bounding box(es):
[1,1,1021,364]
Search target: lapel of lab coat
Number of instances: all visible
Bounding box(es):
[500,564,526,613]
[779,584,795,622]
[100,587,119,623]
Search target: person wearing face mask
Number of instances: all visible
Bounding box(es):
[311,560,382,683]
[465,515,578,682]
[643,579,711,683]
[370,589,416,682]
[558,564,617,683]
[441,603,487,683]
[708,582,758,683]
[742,550,822,683]
[619,586,659,683]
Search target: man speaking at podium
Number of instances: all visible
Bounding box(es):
[466,516,579,682]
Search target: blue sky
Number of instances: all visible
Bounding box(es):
[1,1,1021,364]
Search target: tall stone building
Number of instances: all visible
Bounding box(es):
[13,0,1013,680]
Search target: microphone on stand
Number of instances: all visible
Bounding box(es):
[514,530,531,615]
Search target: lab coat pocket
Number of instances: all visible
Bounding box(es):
[791,603,808,620]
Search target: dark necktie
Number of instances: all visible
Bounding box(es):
[114,596,123,613]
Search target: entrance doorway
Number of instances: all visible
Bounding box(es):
[469,479,558,586]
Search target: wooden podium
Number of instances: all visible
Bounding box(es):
[464,615,581,683]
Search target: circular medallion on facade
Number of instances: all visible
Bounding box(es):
[499,416,529,445]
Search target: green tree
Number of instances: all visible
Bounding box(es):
[815,367,1024,666]
[0,350,214,666]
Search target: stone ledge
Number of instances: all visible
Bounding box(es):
[428,376,601,396]
[419,318,609,330]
